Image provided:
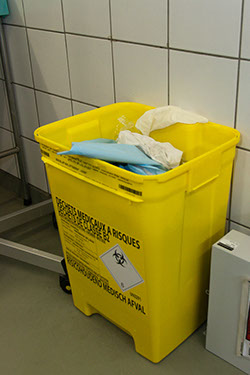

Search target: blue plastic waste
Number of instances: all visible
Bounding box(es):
[58,138,160,166]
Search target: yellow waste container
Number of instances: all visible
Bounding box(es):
[35,102,240,363]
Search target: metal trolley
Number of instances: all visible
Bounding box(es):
[0,5,70,293]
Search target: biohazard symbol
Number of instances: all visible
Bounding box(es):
[113,249,127,267]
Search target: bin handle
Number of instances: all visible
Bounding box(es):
[43,157,144,203]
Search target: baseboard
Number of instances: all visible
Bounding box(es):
[0,169,50,204]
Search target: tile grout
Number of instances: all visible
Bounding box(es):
[236,145,250,152]
[8,82,99,108]
[167,0,170,105]
[109,0,117,104]
[228,0,245,228]
[20,0,49,192]
[3,22,250,62]
[20,135,38,144]
[169,47,240,61]
[233,0,245,131]
[229,219,250,230]
[60,0,74,117]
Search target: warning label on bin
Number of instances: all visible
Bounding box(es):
[40,144,143,198]
[54,196,147,315]
[60,217,99,272]
[100,244,144,292]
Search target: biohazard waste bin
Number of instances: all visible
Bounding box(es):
[35,102,240,363]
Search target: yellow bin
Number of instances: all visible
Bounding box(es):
[35,102,240,363]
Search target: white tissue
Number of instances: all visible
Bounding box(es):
[117,130,183,169]
[135,105,208,136]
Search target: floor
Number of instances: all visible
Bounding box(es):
[0,186,245,375]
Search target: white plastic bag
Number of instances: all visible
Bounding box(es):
[117,130,183,169]
[136,105,208,136]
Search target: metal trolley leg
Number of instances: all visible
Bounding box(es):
[0,16,70,293]
[0,17,31,205]
[0,200,63,273]
[0,200,71,292]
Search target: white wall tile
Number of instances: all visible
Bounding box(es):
[36,91,72,126]
[67,35,114,106]
[23,0,64,32]
[0,128,18,176]
[236,61,250,150]
[63,0,110,38]
[114,42,167,107]
[0,80,12,131]
[230,222,250,236]
[3,25,33,86]
[231,149,250,228]
[72,102,97,116]
[22,138,48,191]
[3,0,25,26]
[111,0,167,46]
[170,51,238,127]
[13,85,38,139]
[241,0,250,59]
[28,29,70,97]
[169,0,241,57]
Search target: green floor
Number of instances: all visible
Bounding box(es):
[0,186,244,375]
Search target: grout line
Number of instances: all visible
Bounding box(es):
[167,49,170,105]
[72,99,99,108]
[61,0,74,116]
[233,60,242,130]
[21,2,40,113]
[109,0,117,103]
[3,23,65,34]
[230,219,250,230]
[239,0,245,60]
[233,0,245,130]
[111,38,166,49]
[2,23,25,29]
[228,0,245,227]
[169,47,239,61]
[10,82,100,108]
[227,164,234,228]
[0,125,13,133]
[236,145,250,152]
[3,21,250,62]
[21,135,38,144]
[13,82,70,100]
[167,0,170,105]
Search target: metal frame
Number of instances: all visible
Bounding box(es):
[0,17,31,204]
[0,16,64,276]
[0,195,64,274]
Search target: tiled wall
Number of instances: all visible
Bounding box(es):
[0,0,249,235]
